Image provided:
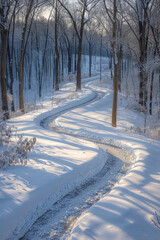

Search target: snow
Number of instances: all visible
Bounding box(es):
[0,80,106,240]
[59,81,160,240]
[0,76,160,240]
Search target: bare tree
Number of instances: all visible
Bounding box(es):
[58,0,99,90]
[85,19,97,77]
[7,0,20,112]
[0,0,13,119]
[19,0,35,112]
[19,0,45,112]
[54,0,60,90]
[103,0,120,127]
[122,0,152,109]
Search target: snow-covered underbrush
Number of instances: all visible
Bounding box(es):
[0,121,36,169]
[125,100,146,113]
[131,124,160,141]
[125,102,160,140]
[10,104,39,119]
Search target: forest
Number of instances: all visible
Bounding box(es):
[1,1,160,240]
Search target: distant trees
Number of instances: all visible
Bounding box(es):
[85,20,98,77]
[0,0,103,116]
[0,0,160,131]
[122,0,149,109]
[102,0,160,127]
[122,0,160,116]
[58,0,99,90]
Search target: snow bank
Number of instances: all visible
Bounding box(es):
[52,83,160,240]
[1,77,160,240]
[0,86,106,240]
[69,137,160,240]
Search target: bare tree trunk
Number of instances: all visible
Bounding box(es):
[38,9,52,96]
[76,37,82,90]
[149,70,154,115]
[100,33,102,81]
[74,36,77,74]
[68,48,72,74]
[61,46,64,81]
[118,44,122,92]
[112,62,118,127]
[35,27,41,98]
[28,32,33,90]
[0,29,9,119]
[76,6,86,91]
[137,2,148,108]
[7,0,19,112]
[111,0,118,127]
[53,51,56,88]
[7,39,15,112]
[63,32,72,75]
[19,1,34,112]
[55,0,59,91]
[89,42,92,77]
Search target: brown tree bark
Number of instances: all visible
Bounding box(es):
[0,29,9,119]
[104,0,118,127]
[136,1,149,109]
[89,42,92,77]
[76,37,82,90]
[55,0,59,91]
[76,4,86,90]
[0,1,9,119]
[111,0,118,127]
[7,0,18,112]
[19,1,34,113]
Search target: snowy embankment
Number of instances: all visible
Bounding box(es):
[52,81,160,240]
[0,82,107,240]
[1,77,160,240]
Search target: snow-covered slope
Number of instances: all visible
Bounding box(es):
[0,77,160,240]
[54,81,160,240]
[0,83,106,240]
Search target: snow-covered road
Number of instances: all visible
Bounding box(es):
[22,86,131,240]
[0,76,112,240]
[21,143,129,240]
[0,75,160,240]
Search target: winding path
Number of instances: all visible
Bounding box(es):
[21,87,131,240]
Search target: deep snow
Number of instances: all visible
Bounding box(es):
[0,75,160,240]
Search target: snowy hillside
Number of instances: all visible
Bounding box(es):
[0,76,160,240]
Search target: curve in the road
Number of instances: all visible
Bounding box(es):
[22,88,131,240]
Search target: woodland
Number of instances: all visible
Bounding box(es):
[1,1,160,239]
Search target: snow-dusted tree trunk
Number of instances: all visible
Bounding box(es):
[136,0,148,108]
[111,0,118,127]
[7,0,18,112]
[55,0,60,91]
[0,0,10,119]
[104,0,119,127]
[19,0,34,112]
[62,31,72,75]
[85,21,97,78]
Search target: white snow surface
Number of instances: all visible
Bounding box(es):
[0,76,160,240]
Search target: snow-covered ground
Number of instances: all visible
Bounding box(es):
[56,80,160,240]
[0,75,160,240]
